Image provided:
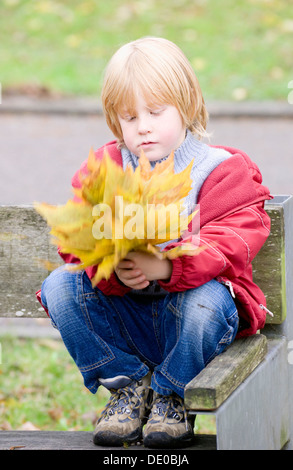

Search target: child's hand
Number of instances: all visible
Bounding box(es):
[114,251,172,289]
[115,257,150,290]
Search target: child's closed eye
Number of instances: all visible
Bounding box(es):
[149,106,166,116]
[124,115,136,122]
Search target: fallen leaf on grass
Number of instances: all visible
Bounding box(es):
[18,421,40,431]
[0,421,12,431]
[48,407,63,421]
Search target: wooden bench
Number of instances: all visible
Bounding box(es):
[0,195,292,450]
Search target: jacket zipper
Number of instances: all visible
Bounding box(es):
[218,277,274,318]
[218,278,236,299]
[224,280,236,298]
[260,304,274,318]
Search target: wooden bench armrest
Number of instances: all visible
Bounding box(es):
[184,334,267,411]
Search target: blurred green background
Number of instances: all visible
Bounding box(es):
[1,0,292,101]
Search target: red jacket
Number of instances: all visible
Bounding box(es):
[39,141,272,338]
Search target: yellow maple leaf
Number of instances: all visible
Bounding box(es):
[35,147,200,286]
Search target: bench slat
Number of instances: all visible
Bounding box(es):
[0,205,60,318]
[0,430,217,450]
[0,198,288,322]
[184,334,267,411]
[252,198,286,324]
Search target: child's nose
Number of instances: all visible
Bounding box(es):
[138,115,151,134]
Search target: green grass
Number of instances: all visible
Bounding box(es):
[0,0,292,100]
[0,336,106,431]
[0,335,215,434]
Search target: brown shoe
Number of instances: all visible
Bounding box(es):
[143,392,195,448]
[93,372,152,446]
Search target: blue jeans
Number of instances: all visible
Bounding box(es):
[41,265,238,398]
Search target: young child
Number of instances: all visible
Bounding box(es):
[38,37,272,448]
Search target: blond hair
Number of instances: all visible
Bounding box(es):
[101,37,209,146]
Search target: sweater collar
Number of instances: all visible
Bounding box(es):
[121,130,207,173]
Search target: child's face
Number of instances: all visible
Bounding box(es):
[118,94,186,161]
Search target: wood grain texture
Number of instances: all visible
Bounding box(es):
[0,205,60,317]
[252,206,286,324]
[0,430,216,450]
[184,334,268,411]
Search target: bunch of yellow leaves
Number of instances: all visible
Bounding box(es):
[35,148,199,286]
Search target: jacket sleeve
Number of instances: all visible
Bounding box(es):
[157,201,271,292]
[58,249,131,296]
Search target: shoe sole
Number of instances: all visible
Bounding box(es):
[143,431,195,449]
[93,428,142,447]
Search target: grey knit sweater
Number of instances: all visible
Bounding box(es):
[121,130,231,213]
[120,130,231,297]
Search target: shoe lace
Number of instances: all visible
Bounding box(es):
[151,394,189,431]
[97,381,143,423]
